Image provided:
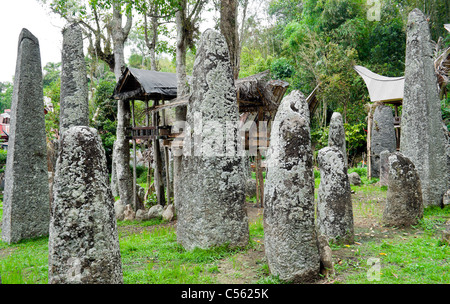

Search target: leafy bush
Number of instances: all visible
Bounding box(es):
[270,57,295,79]
[0,149,7,174]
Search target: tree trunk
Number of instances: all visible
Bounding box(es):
[173,8,189,210]
[220,0,239,79]
[110,3,135,209]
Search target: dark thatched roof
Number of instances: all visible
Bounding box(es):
[113,67,177,101]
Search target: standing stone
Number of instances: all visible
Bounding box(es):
[400,8,447,207]
[317,146,354,244]
[2,29,50,244]
[382,152,423,227]
[48,126,122,284]
[328,112,347,168]
[264,92,320,282]
[379,150,391,186]
[176,29,249,251]
[370,104,396,178]
[59,22,89,136]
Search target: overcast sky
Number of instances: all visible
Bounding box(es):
[0,0,262,83]
[0,0,66,83]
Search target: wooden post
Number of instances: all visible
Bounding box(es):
[394,105,400,151]
[367,104,373,180]
[152,100,166,206]
[161,100,172,204]
[144,99,154,201]
[131,100,137,210]
[256,109,265,208]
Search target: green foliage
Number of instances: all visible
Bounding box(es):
[0,82,13,113]
[90,77,117,171]
[270,57,295,79]
[0,149,7,174]
[43,63,61,140]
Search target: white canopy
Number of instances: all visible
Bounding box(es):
[353,65,404,103]
[445,24,450,32]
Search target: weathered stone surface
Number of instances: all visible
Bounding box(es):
[443,124,450,187]
[162,204,175,222]
[328,112,347,168]
[275,90,310,124]
[176,29,249,251]
[379,150,391,186]
[148,204,164,219]
[123,204,135,221]
[245,178,256,197]
[383,152,423,227]
[59,22,89,136]
[264,93,320,283]
[442,221,450,245]
[317,234,334,276]
[2,29,50,244]
[444,189,450,207]
[400,8,447,207]
[348,172,361,186]
[317,146,354,244]
[135,209,148,221]
[114,200,125,221]
[370,104,396,178]
[48,126,122,284]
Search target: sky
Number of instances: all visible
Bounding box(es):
[0,0,221,83]
[0,0,66,83]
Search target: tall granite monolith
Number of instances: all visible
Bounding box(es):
[370,104,396,178]
[328,112,347,168]
[317,146,354,244]
[59,22,89,136]
[400,8,447,207]
[383,152,423,227]
[48,126,123,284]
[2,29,50,244]
[176,29,249,251]
[264,91,320,283]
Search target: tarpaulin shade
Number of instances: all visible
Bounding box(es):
[113,67,178,101]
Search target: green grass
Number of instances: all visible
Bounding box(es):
[333,228,450,284]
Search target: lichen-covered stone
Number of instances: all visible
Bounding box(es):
[370,104,396,178]
[2,29,50,244]
[264,93,320,283]
[48,126,122,284]
[379,150,391,186]
[383,152,423,227]
[176,29,249,251]
[317,146,354,244]
[59,22,89,136]
[348,172,361,186]
[400,8,447,207]
[328,112,347,168]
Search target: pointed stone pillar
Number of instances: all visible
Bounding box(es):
[400,8,447,207]
[59,22,89,136]
[176,29,249,250]
[2,29,49,244]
